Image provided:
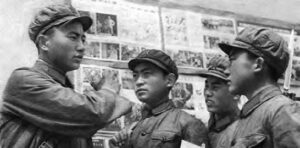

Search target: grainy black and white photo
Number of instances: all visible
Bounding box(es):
[1,0,300,148]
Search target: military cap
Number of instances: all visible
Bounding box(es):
[219,27,289,76]
[199,55,230,81]
[128,49,178,79]
[29,4,92,43]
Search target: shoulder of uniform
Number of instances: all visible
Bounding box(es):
[174,109,205,126]
[8,67,49,86]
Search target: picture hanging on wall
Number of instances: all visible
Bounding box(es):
[96,13,118,36]
[85,41,101,59]
[121,44,141,61]
[201,15,236,34]
[173,50,204,68]
[101,42,120,60]
[162,8,188,46]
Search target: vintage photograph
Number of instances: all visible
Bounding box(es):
[119,2,160,44]
[85,41,100,58]
[96,13,118,36]
[102,68,120,82]
[203,35,220,49]
[171,82,194,109]
[173,50,204,68]
[82,66,102,84]
[101,42,120,60]
[120,70,135,90]
[201,16,235,34]
[174,75,209,124]
[163,8,188,46]
[121,44,140,61]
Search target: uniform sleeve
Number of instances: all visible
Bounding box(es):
[271,100,300,147]
[1,68,133,137]
[182,114,209,147]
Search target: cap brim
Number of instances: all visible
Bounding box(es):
[218,42,252,57]
[64,16,93,31]
[198,71,228,81]
[34,15,93,43]
[128,58,169,72]
[218,43,233,55]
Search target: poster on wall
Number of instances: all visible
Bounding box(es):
[121,44,141,61]
[200,15,236,35]
[96,13,118,36]
[202,34,232,51]
[172,49,204,68]
[118,2,160,45]
[73,0,122,40]
[101,42,120,61]
[162,8,188,46]
[203,35,220,49]
[186,12,236,49]
[186,12,204,47]
[85,40,101,59]
[171,75,209,124]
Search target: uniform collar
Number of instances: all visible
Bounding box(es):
[142,100,175,118]
[151,100,174,115]
[240,84,282,118]
[208,109,239,132]
[33,59,69,86]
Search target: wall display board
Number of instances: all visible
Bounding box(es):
[71,0,300,147]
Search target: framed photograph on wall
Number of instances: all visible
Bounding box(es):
[85,41,100,59]
[96,13,118,36]
[121,44,140,61]
[101,42,120,60]
[173,50,204,68]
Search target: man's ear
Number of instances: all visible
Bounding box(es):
[37,35,50,52]
[253,57,264,73]
[166,73,176,88]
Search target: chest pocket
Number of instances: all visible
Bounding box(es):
[231,133,266,148]
[151,131,180,148]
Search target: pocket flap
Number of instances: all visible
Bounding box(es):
[233,133,266,148]
[151,131,178,141]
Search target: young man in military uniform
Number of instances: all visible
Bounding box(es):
[199,55,240,148]
[219,27,300,147]
[0,4,133,148]
[111,49,208,148]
